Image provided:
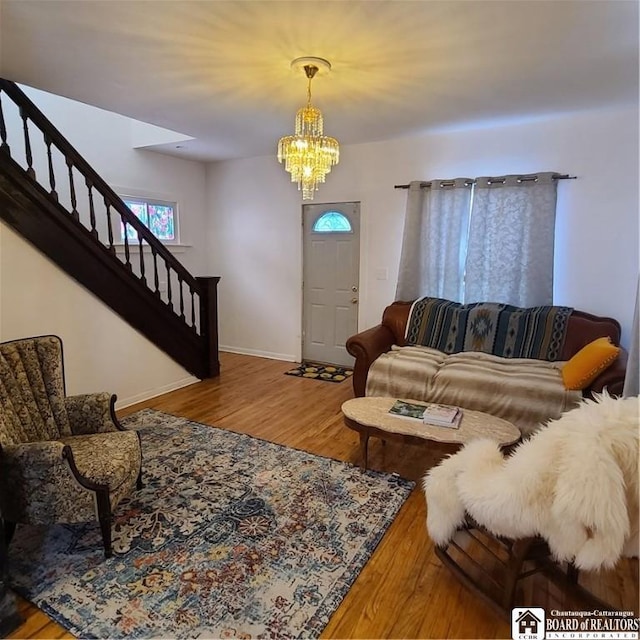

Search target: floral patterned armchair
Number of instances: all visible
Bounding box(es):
[0,335,142,558]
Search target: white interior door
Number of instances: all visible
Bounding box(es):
[302,202,360,367]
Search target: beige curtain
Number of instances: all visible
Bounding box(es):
[395,179,472,302]
[464,172,558,306]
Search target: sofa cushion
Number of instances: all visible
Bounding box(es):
[561,337,620,390]
[60,430,141,492]
[366,345,582,436]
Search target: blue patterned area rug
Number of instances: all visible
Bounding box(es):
[8,410,414,639]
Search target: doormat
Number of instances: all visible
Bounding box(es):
[8,410,413,639]
[284,361,354,383]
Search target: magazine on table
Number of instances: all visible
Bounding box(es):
[388,400,462,428]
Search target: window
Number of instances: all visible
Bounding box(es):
[120,196,178,243]
[312,211,352,233]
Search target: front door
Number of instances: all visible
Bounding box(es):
[302,202,360,367]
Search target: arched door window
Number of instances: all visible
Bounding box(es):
[312,211,352,233]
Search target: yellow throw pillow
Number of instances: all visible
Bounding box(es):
[561,337,620,390]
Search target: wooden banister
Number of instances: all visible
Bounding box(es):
[0,78,219,380]
[0,80,198,289]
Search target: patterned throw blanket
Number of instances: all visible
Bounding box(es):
[405,297,573,361]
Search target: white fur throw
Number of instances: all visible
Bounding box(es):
[423,392,639,571]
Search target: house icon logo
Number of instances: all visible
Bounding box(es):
[511,607,545,640]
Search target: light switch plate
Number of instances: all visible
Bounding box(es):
[375,267,388,281]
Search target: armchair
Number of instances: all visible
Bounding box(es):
[423,391,639,612]
[0,335,142,558]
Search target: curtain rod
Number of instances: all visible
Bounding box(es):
[394,174,577,189]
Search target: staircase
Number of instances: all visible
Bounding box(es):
[0,79,219,379]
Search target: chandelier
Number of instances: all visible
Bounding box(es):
[277,57,339,200]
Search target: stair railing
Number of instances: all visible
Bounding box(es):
[0,79,219,379]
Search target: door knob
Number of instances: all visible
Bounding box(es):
[351,298,358,304]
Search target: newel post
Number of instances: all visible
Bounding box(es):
[197,276,221,378]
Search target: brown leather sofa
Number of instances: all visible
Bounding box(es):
[346,300,628,398]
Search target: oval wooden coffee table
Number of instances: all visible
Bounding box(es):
[341,397,521,470]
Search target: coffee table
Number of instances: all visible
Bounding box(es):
[341,397,521,470]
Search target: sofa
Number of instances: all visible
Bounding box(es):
[346,298,628,436]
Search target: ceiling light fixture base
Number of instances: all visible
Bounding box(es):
[290,56,332,76]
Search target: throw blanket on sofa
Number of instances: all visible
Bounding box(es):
[366,345,582,436]
[405,297,573,361]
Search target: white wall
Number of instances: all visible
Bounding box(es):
[207,105,639,357]
[0,87,210,405]
[205,158,303,360]
[0,225,198,405]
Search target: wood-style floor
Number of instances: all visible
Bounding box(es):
[8,352,639,639]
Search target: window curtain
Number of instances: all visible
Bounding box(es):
[464,172,558,307]
[395,179,472,302]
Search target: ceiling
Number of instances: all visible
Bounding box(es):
[1,0,638,162]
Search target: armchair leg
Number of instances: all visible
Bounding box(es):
[99,515,113,559]
[502,538,534,610]
[3,522,16,547]
[95,490,113,559]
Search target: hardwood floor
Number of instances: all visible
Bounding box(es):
[8,352,639,639]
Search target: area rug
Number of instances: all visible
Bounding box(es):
[8,410,414,639]
[284,361,354,383]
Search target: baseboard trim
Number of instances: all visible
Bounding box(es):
[116,347,298,409]
[116,375,200,409]
[219,345,297,363]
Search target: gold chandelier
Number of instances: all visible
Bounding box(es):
[277,57,339,200]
